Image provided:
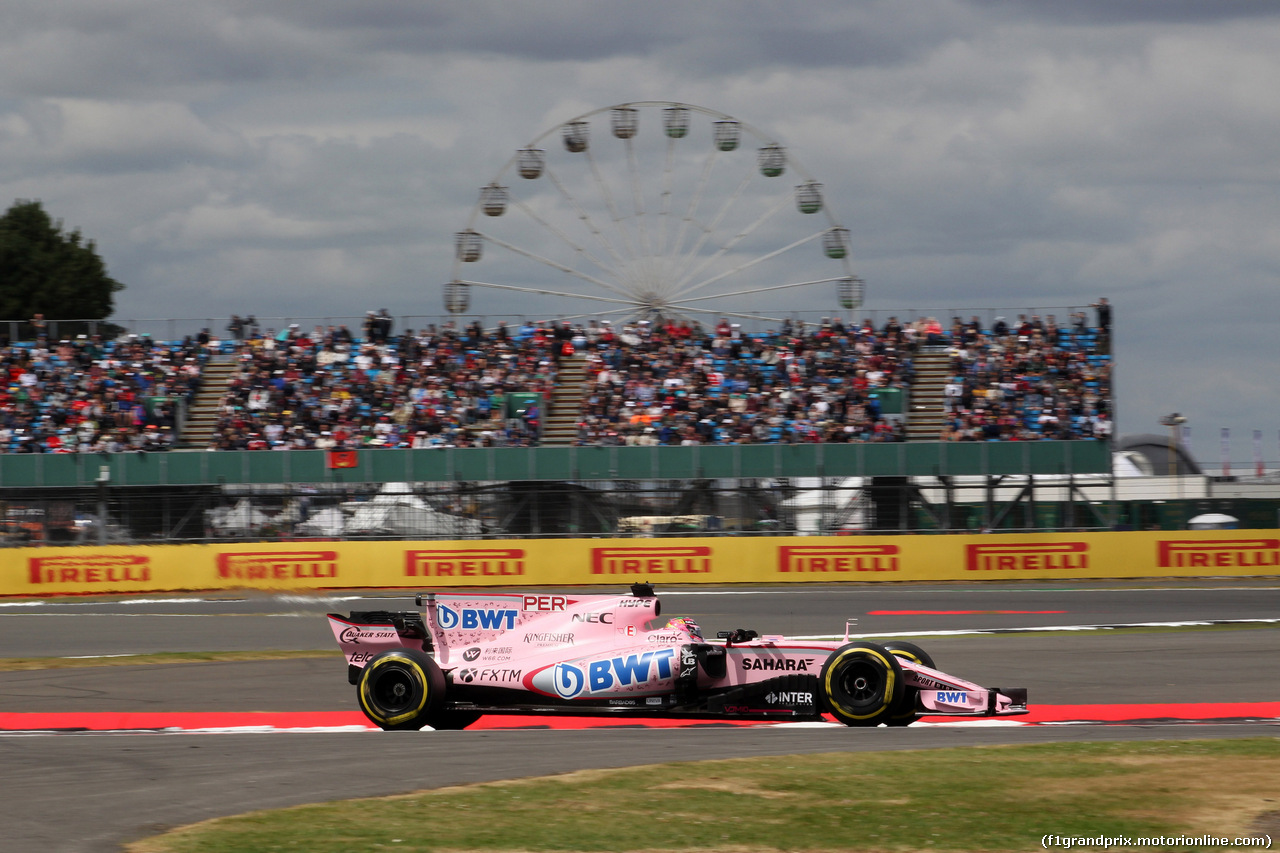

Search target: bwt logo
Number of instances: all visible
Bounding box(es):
[965,542,1087,571]
[404,549,525,577]
[216,551,338,581]
[590,546,712,575]
[777,545,900,573]
[549,649,676,699]
[1157,539,1280,569]
[437,605,518,631]
[937,690,968,704]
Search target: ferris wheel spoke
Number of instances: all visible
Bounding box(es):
[671,191,793,296]
[624,138,656,264]
[671,166,756,290]
[676,277,848,305]
[474,231,635,299]
[676,227,826,299]
[508,196,620,282]
[543,165,629,269]
[458,279,636,306]
[584,147,638,264]
[656,136,678,258]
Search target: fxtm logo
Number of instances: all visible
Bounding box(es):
[550,649,676,699]
[437,605,518,631]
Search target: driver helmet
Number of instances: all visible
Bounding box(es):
[664,616,703,641]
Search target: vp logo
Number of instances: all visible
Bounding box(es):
[553,663,585,699]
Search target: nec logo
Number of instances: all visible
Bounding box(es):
[777,545,899,573]
[404,549,524,577]
[965,542,1087,571]
[1157,539,1280,569]
[571,612,613,624]
[590,547,711,575]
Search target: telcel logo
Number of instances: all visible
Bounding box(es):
[1157,539,1280,569]
[437,605,518,631]
[966,542,1087,571]
[546,649,676,698]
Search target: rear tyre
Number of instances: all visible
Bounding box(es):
[882,641,935,727]
[820,642,904,727]
[357,649,446,731]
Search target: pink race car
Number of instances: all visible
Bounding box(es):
[327,584,1028,730]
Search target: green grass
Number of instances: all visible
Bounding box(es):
[130,738,1280,853]
[0,650,339,671]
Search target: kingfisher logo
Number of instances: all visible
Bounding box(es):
[590,546,711,575]
[404,549,524,577]
[540,649,677,698]
[217,551,337,581]
[1157,539,1280,569]
[777,545,899,573]
[966,542,1087,571]
[437,605,518,631]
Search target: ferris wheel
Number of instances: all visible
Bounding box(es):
[446,101,863,325]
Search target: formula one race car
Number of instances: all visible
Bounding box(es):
[327,585,1028,730]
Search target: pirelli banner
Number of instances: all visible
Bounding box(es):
[3,530,1280,596]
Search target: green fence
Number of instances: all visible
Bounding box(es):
[0,441,1110,489]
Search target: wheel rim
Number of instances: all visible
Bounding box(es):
[371,665,419,714]
[837,659,885,708]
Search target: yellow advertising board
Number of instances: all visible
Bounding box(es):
[2,530,1278,596]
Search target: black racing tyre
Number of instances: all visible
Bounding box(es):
[882,641,935,727]
[357,649,446,731]
[820,642,905,727]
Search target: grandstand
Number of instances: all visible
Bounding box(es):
[9,305,1217,545]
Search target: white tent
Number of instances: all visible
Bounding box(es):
[206,499,271,536]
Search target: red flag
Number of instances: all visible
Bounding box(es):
[327,450,359,469]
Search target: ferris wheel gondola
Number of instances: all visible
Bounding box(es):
[447,101,863,323]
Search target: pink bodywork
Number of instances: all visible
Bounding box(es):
[327,591,1028,718]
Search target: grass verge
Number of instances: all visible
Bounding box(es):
[129,738,1279,853]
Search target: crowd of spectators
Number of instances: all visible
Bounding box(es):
[0,306,1113,453]
[1,332,203,453]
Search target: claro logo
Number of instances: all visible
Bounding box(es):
[405,549,525,577]
[28,554,150,584]
[217,551,338,580]
[590,546,711,575]
[1157,539,1280,569]
[777,545,899,573]
[965,542,1088,571]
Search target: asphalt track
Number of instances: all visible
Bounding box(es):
[1,580,1278,853]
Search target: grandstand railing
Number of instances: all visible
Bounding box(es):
[0,442,1111,489]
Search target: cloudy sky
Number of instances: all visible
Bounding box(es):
[3,0,1278,466]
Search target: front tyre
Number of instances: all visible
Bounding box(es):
[357,649,446,731]
[820,642,905,727]
[881,641,935,727]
